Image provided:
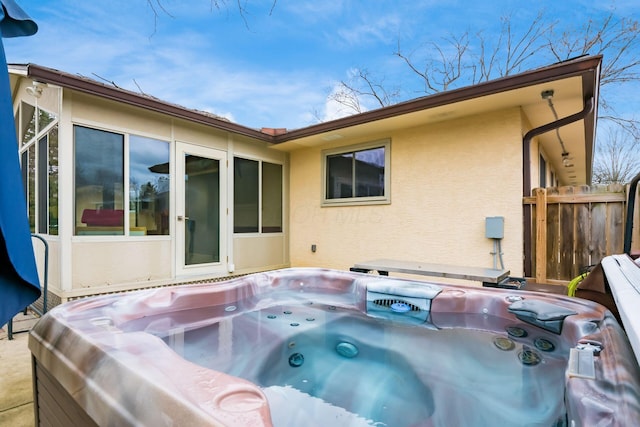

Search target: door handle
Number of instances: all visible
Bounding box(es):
[177,215,190,221]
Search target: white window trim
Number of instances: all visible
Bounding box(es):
[18,102,60,235]
[322,139,391,207]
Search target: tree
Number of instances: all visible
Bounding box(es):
[146,0,277,30]
[547,13,640,143]
[592,127,640,184]
[330,68,401,114]
[331,11,557,108]
[332,9,640,183]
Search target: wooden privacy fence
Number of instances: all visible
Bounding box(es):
[523,185,632,284]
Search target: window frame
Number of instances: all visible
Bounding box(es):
[17,102,59,235]
[73,125,125,236]
[539,153,547,188]
[322,139,391,206]
[233,155,284,235]
[72,124,171,238]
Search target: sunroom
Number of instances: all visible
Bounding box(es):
[10,64,289,304]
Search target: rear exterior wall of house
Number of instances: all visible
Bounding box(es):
[288,108,526,278]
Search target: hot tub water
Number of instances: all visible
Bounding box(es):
[151,300,569,426]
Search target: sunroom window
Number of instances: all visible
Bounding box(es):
[233,157,283,233]
[74,126,124,235]
[129,135,170,236]
[74,126,170,236]
[18,102,59,235]
[323,140,390,206]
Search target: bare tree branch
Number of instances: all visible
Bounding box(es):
[146,0,278,32]
[592,127,640,184]
[341,10,555,110]
[327,69,401,113]
[146,0,174,18]
[548,14,640,88]
[335,6,640,183]
[91,73,120,89]
[395,35,470,93]
[133,79,147,96]
[331,82,365,114]
[599,114,640,141]
[500,12,554,77]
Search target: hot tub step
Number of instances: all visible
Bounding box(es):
[568,347,596,379]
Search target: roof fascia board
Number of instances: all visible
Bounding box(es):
[24,64,276,143]
[275,55,603,143]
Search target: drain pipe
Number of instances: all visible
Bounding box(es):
[522,97,595,276]
[624,170,640,255]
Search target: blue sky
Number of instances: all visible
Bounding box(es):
[5,0,639,130]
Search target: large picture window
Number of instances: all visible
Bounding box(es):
[323,140,390,205]
[74,126,170,236]
[234,157,283,233]
[74,126,124,235]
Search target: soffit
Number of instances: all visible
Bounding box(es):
[273,76,587,185]
[275,76,583,147]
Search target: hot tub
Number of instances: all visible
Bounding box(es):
[29,268,640,426]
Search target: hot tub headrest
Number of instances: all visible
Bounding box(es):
[363,279,443,300]
[508,299,577,334]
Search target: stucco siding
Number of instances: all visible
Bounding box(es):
[70,93,174,140]
[233,235,288,272]
[289,108,526,276]
[174,120,229,151]
[71,240,172,290]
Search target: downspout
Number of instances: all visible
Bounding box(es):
[522,96,595,276]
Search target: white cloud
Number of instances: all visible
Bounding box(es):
[322,95,354,122]
[6,2,335,129]
[320,81,367,123]
[335,14,402,47]
[116,50,330,129]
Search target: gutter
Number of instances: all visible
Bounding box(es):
[23,64,276,143]
[277,56,603,144]
[522,96,595,276]
[522,96,595,198]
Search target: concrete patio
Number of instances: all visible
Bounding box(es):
[0,311,39,427]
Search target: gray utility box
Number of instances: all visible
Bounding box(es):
[485,216,504,239]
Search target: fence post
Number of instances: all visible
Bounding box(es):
[535,188,547,283]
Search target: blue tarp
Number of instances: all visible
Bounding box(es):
[0,0,40,327]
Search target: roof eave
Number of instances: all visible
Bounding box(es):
[20,64,276,143]
[14,55,601,150]
[274,55,603,144]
